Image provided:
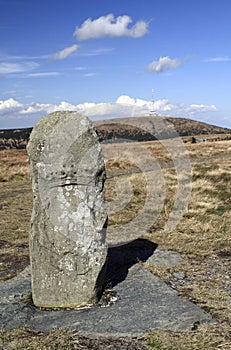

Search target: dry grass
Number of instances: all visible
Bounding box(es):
[0,328,77,350]
[105,172,147,226]
[0,140,230,349]
[146,323,231,350]
[0,150,31,281]
[102,139,175,168]
[0,149,30,183]
[185,140,231,160]
[104,140,231,349]
[0,327,147,349]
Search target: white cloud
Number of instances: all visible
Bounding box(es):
[0,61,39,74]
[154,99,176,112]
[0,96,219,129]
[73,14,148,40]
[204,56,231,62]
[116,95,180,114]
[0,54,50,61]
[147,56,182,74]
[0,98,23,113]
[186,104,217,114]
[116,95,136,105]
[2,90,17,96]
[74,66,87,71]
[83,72,98,77]
[80,47,115,56]
[26,72,60,77]
[19,103,50,115]
[50,44,79,60]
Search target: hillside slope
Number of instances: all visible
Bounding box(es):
[0,116,230,149]
[95,116,231,141]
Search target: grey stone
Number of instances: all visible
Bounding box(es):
[146,249,183,267]
[0,242,215,336]
[0,267,34,330]
[173,271,185,280]
[27,111,108,308]
[29,266,213,336]
[0,267,31,304]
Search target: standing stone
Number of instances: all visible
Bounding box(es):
[27,111,108,308]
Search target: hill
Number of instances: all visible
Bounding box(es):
[0,115,230,149]
[95,116,231,142]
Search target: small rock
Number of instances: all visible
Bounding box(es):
[173,271,185,280]
[146,249,182,267]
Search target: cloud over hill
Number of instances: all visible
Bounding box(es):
[0,96,218,129]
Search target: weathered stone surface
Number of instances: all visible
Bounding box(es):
[0,265,214,335]
[146,249,183,267]
[27,111,108,308]
[0,241,215,335]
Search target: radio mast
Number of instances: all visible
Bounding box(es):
[149,88,157,116]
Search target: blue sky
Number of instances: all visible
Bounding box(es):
[0,0,231,129]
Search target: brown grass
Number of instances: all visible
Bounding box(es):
[0,149,30,183]
[185,139,231,160]
[0,140,231,349]
[105,172,147,226]
[104,140,231,349]
[146,323,231,350]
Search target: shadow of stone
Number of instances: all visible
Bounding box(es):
[105,238,157,287]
